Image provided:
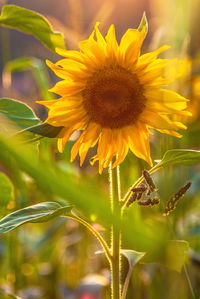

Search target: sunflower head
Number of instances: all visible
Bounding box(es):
[37,14,190,173]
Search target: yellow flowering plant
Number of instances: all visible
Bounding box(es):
[0,5,200,299]
[37,16,190,174]
[34,16,191,297]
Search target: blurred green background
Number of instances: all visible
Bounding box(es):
[0,0,200,298]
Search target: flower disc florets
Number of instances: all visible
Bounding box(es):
[83,66,146,128]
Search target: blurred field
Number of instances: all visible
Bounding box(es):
[0,0,200,298]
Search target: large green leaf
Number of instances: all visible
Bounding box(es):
[142,240,189,272]
[0,98,40,130]
[25,122,64,138]
[0,5,65,52]
[0,134,111,228]
[4,57,53,101]
[154,149,200,170]
[0,202,73,234]
[0,172,14,206]
[121,241,188,273]
[121,240,189,273]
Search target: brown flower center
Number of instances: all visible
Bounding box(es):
[83,66,146,128]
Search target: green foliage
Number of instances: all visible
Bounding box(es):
[122,249,146,268]
[0,5,65,52]
[0,4,199,296]
[0,172,14,206]
[0,292,22,299]
[0,134,110,224]
[137,12,148,35]
[25,122,64,138]
[121,241,189,273]
[5,57,38,73]
[0,98,40,130]
[0,202,73,234]
[142,240,189,272]
[121,250,146,299]
[154,149,200,169]
[4,57,53,100]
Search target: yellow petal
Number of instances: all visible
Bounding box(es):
[55,61,89,80]
[57,127,76,153]
[156,129,183,138]
[105,24,118,50]
[138,59,168,83]
[139,57,190,86]
[103,130,117,169]
[79,122,101,166]
[70,133,83,162]
[120,29,142,53]
[137,45,171,70]
[49,80,85,96]
[55,58,86,70]
[79,32,106,66]
[46,60,72,80]
[127,124,152,166]
[140,110,187,130]
[36,100,58,108]
[56,48,84,63]
[47,108,88,127]
[47,99,83,115]
[105,24,119,62]
[94,22,106,51]
[97,128,113,173]
[145,88,189,113]
[112,130,129,168]
[119,29,145,66]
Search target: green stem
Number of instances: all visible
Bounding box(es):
[109,163,122,299]
[121,266,132,299]
[183,264,196,299]
[65,214,112,262]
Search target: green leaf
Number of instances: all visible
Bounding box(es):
[25,122,64,138]
[154,149,200,170]
[0,291,21,299]
[0,134,111,229]
[0,202,73,234]
[5,57,36,73]
[142,240,189,272]
[0,5,65,52]
[0,172,14,206]
[137,12,148,35]
[121,250,145,299]
[7,295,21,299]
[4,57,53,101]
[121,249,146,268]
[0,98,40,130]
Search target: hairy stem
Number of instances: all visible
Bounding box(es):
[109,163,122,299]
[64,214,111,262]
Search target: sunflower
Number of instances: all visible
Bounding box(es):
[37,18,190,173]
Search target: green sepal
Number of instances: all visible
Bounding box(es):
[137,12,148,35]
